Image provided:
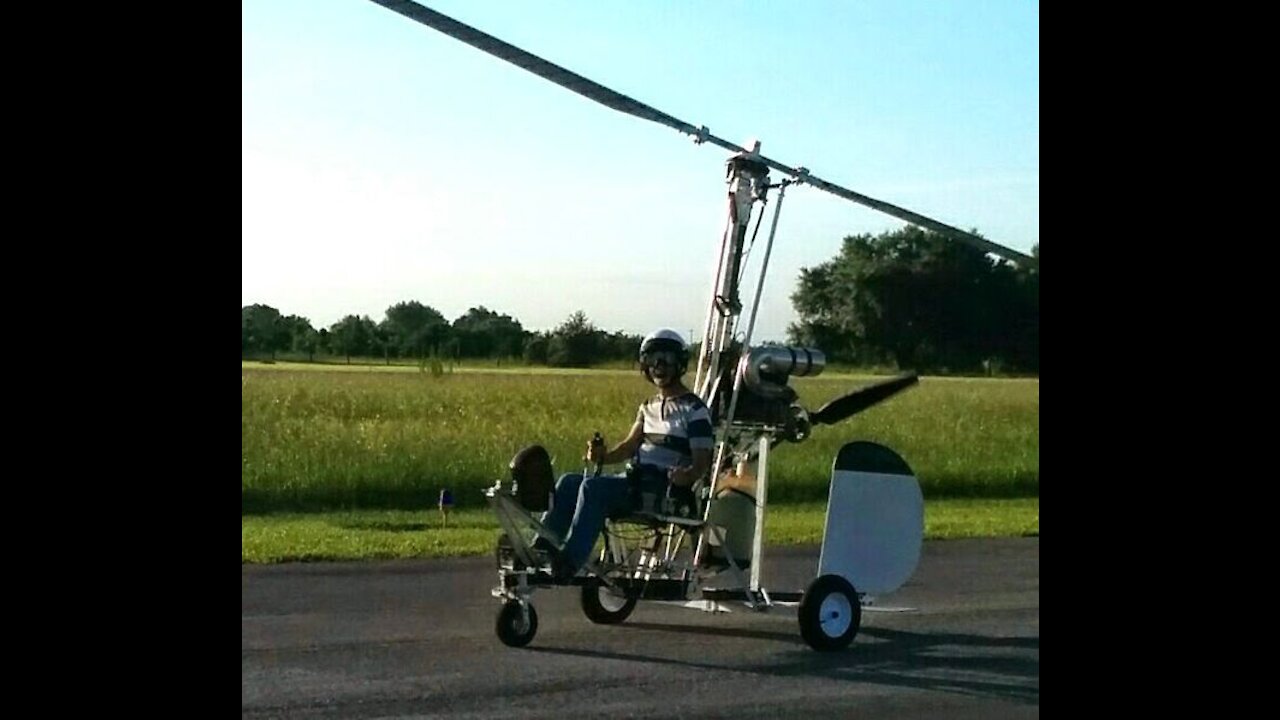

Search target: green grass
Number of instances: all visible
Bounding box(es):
[241,498,1038,563]
[241,364,1037,562]
[242,367,1037,513]
[242,509,500,563]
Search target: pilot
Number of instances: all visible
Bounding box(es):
[538,329,714,578]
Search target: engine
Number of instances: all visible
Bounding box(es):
[710,346,825,442]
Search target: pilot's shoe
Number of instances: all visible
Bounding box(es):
[529,536,559,568]
[551,554,578,583]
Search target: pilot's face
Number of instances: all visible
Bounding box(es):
[642,350,680,386]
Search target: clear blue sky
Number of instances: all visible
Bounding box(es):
[243,0,1038,344]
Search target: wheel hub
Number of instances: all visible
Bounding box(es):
[819,593,853,637]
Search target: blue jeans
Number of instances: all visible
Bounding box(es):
[539,472,634,571]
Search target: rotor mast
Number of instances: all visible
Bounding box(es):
[694,146,771,401]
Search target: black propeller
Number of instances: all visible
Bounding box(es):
[809,373,919,426]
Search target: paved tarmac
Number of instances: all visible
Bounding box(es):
[243,537,1038,718]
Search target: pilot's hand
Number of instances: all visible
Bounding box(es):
[586,437,606,464]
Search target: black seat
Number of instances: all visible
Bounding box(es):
[665,483,699,519]
[509,445,554,512]
[607,470,705,526]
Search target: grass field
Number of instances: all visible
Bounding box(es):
[241,498,1038,563]
[241,361,1037,562]
[242,362,1037,512]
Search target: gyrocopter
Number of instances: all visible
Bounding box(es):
[364,0,1036,651]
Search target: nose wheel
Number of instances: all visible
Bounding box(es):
[495,599,539,647]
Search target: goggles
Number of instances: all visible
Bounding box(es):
[640,349,680,369]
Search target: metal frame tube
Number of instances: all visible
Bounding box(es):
[694,202,736,397]
[741,182,788,346]
[750,435,769,593]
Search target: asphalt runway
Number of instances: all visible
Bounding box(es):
[243,537,1038,718]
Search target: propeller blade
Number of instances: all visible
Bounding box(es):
[364,0,1036,267]
[810,373,919,426]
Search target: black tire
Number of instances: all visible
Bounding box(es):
[798,574,861,651]
[495,600,538,647]
[580,577,637,624]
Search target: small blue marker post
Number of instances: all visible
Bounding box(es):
[438,488,454,526]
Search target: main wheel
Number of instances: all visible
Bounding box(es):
[580,577,637,624]
[798,574,861,651]
[495,600,538,647]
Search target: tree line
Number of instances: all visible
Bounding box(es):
[244,227,1038,374]
[241,304,644,368]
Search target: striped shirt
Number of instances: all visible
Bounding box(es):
[633,392,714,469]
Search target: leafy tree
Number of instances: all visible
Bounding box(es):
[452,306,526,359]
[328,315,378,363]
[547,311,602,367]
[788,227,1038,373]
[380,301,450,359]
[1005,242,1038,372]
[523,333,549,364]
[280,315,318,361]
[601,330,644,363]
[242,304,289,359]
[371,323,392,364]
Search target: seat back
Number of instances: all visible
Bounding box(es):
[509,445,554,511]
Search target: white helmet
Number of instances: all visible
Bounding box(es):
[639,328,690,380]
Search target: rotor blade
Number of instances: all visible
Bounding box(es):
[366,0,1035,267]
[365,0,708,139]
[810,373,920,426]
